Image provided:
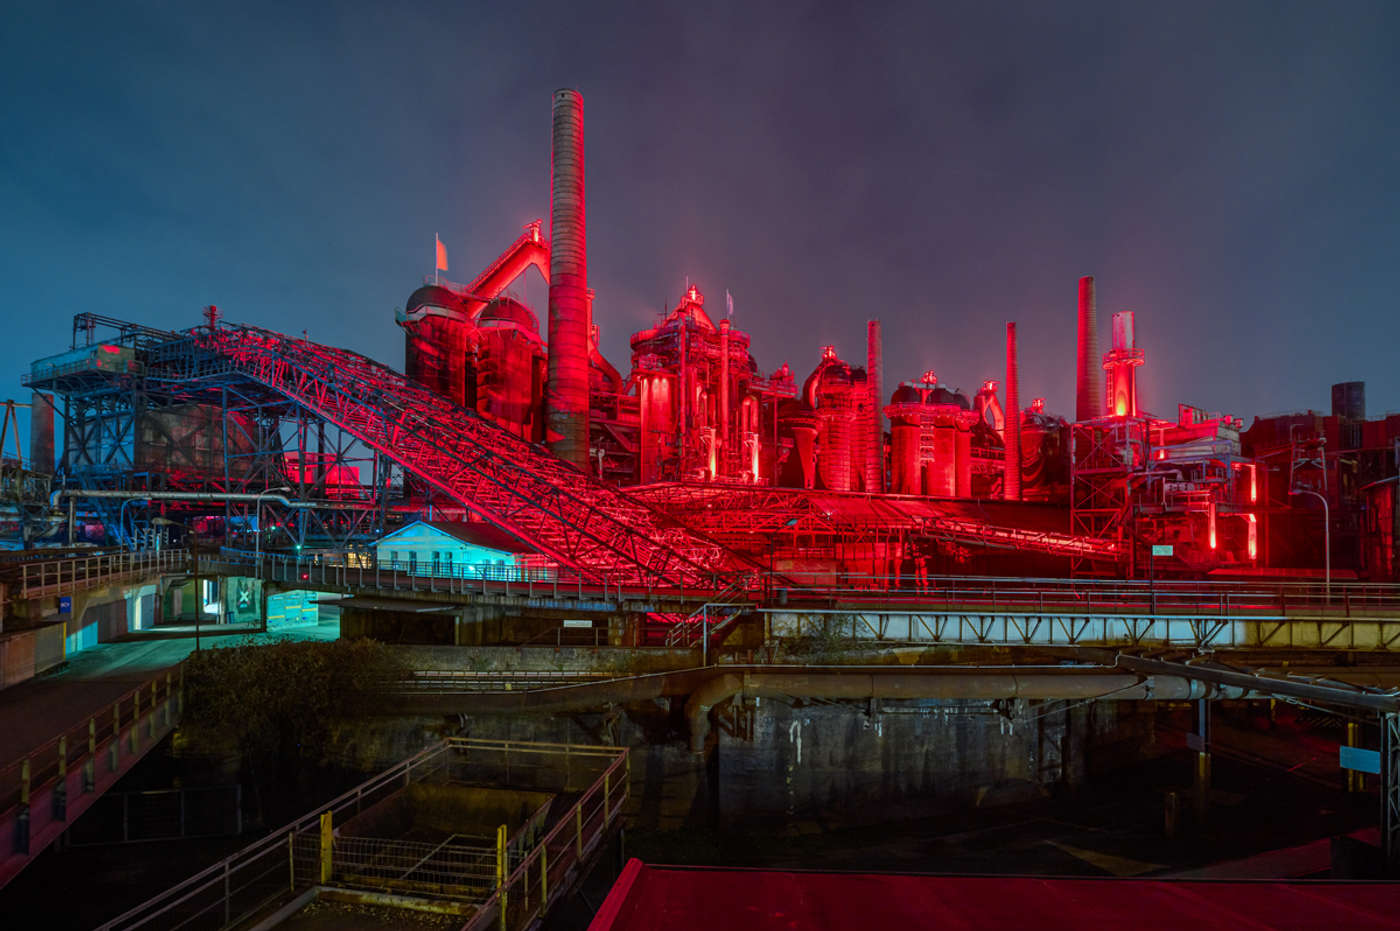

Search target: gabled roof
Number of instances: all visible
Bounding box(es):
[376,520,534,554]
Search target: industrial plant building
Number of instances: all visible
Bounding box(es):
[4,87,1391,590]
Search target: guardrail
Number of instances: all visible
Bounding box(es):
[96,737,629,931]
[462,739,629,931]
[212,548,1400,622]
[6,549,188,601]
[0,666,183,886]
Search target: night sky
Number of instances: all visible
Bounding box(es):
[3,1,1398,434]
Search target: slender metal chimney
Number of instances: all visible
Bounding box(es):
[546,88,590,468]
[1075,275,1100,421]
[1004,322,1022,501]
[865,320,884,493]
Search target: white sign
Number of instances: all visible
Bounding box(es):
[1152,544,1174,557]
[562,619,593,629]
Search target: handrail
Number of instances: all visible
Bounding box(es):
[1,664,183,825]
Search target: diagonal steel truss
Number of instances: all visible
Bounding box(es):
[161,323,742,587]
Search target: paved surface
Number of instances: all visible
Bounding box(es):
[0,620,340,763]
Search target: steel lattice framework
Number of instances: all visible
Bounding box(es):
[164,323,740,587]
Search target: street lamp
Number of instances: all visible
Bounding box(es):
[1290,487,1330,605]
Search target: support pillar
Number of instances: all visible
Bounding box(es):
[1382,712,1400,873]
[1192,698,1211,821]
[1348,720,1364,793]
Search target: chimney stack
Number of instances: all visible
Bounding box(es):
[546,88,590,468]
[865,320,884,494]
[1004,322,1022,501]
[1075,276,1100,421]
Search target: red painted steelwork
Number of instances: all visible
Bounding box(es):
[1004,322,1022,501]
[193,324,745,587]
[1075,275,1100,421]
[547,88,590,468]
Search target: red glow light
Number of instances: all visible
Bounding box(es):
[101,345,121,354]
[1247,513,1258,561]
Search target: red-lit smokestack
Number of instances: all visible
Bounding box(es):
[865,319,884,494]
[1075,275,1100,421]
[546,88,590,468]
[1004,322,1022,501]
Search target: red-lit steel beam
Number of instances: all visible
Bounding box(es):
[188,324,748,587]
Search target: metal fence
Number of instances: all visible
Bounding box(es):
[7,548,188,600]
[0,666,183,835]
[96,737,629,931]
[207,545,1400,619]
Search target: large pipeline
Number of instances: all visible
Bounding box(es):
[1003,322,1022,501]
[681,666,1245,751]
[545,88,590,468]
[1075,275,1100,421]
[380,663,1255,752]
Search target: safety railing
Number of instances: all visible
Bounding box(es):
[397,670,616,692]
[7,548,188,600]
[209,548,741,604]
[1,666,183,858]
[96,737,629,931]
[211,545,1400,621]
[461,740,629,931]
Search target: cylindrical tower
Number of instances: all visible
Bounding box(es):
[1104,311,1144,418]
[719,318,731,464]
[865,320,884,493]
[1075,275,1100,421]
[546,88,590,468]
[1004,322,1022,501]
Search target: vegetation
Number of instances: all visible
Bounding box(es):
[181,638,407,812]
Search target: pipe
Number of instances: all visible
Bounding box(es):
[545,88,590,468]
[1004,322,1022,501]
[1115,654,1396,713]
[381,664,1252,746]
[866,320,884,493]
[1075,276,1100,421]
[684,665,1246,751]
[51,489,295,509]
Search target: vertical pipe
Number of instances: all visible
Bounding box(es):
[866,320,884,493]
[546,88,590,467]
[1075,276,1100,421]
[1004,322,1022,501]
[719,318,730,473]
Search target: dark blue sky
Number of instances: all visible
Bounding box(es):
[4,1,1397,430]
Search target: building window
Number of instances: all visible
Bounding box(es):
[409,552,418,575]
[389,550,398,568]
[432,551,441,574]
[445,552,453,575]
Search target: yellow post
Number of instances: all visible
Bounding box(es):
[149,680,157,736]
[575,804,583,857]
[540,845,548,907]
[1194,751,1211,820]
[111,703,120,770]
[1347,721,1363,792]
[58,737,67,782]
[19,758,29,806]
[86,717,96,791]
[131,690,140,752]
[319,812,333,883]
[496,823,508,931]
[604,771,611,820]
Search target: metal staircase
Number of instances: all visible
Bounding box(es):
[167,324,739,588]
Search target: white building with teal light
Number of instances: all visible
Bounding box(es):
[373,520,529,579]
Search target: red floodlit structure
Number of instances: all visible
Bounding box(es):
[30,87,1344,585]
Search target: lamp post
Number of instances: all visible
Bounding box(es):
[1290,488,1330,605]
